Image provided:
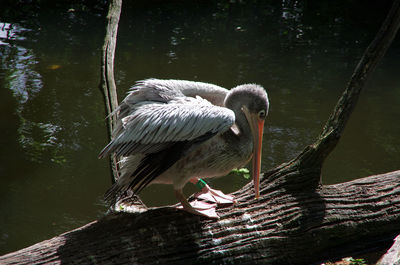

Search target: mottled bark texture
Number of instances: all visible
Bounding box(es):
[99,0,121,183]
[1,0,400,264]
[1,171,400,264]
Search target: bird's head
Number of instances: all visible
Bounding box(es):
[226,84,269,199]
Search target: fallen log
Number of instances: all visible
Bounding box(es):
[0,170,399,264]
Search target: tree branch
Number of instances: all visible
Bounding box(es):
[99,0,122,183]
[1,170,399,264]
[316,0,400,159]
[283,0,400,189]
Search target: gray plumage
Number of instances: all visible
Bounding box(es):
[99,79,234,158]
[99,78,269,206]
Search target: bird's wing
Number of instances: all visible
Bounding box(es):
[110,79,229,139]
[121,79,228,112]
[98,97,235,158]
[136,79,229,106]
[100,79,233,201]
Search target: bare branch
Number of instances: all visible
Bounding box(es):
[99,0,122,183]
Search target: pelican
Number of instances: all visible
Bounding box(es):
[99,79,269,218]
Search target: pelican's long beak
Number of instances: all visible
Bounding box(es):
[243,107,265,199]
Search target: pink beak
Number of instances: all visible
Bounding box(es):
[242,106,265,199]
[252,118,264,199]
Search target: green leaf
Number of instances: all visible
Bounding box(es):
[230,167,250,179]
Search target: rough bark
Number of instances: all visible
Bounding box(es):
[1,0,400,264]
[99,0,122,183]
[1,170,399,264]
[98,0,145,209]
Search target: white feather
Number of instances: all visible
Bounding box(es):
[99,79,235,158]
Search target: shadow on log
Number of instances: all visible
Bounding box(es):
[1,170,399,264]
[1,0,400,264]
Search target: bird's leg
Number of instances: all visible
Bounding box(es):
[174,188,219,219]
[190,177,236,205]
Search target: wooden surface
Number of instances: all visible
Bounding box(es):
[1,170,399,264]
[99,0,122,183]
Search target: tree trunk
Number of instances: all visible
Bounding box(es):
[99,0,122,183]
[1,170,399,264]
[1,0,400,264]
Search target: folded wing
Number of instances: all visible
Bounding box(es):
[99,98,235,158]
[99,80,235,201]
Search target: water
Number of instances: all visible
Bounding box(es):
[1,1,399,255]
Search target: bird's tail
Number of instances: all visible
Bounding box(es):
[104,182,123,204]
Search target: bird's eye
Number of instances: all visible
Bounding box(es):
[258,110,266,119]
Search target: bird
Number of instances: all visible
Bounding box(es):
[99,78,269,218]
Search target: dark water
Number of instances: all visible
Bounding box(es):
[1,1,399,255]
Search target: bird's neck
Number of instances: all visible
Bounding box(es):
[235,109,252,137]
[224,94,253,157]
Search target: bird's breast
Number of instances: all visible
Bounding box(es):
[176,135,252,177]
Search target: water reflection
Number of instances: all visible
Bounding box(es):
[0,3,108,254]
[0,22,28,45]
[0,23,66,165]
[281,0,305,41]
